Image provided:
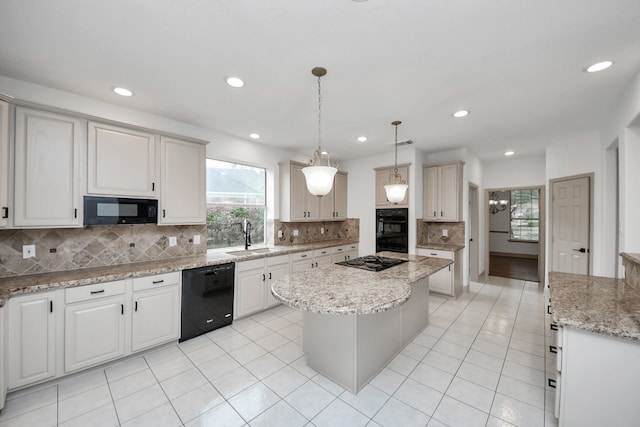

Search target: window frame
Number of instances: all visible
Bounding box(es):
[509,188,540,243]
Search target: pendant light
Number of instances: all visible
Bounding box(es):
[384,120,408,204]
[302,67,337,197]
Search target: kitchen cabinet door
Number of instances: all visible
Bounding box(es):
[423,166,439,221]
[0,100,9,228]
[14,108,82,227]
[375,165,409,207]
[64,295,126,373]
[88,122,156,197]
[235,263,267,318]
[333,171,348,220]
[284,162,320,221]
[132,285,180,352]
[159,136,206,225]
[422,162,462,222]
[439,163,460,221]
[8,291,57,389]
[266,257,289,308]
[428,264,453,295]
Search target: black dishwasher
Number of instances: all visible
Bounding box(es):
[180,262,235,342]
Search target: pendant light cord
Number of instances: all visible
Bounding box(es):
[317,74,322,155]
[394,123,398,174]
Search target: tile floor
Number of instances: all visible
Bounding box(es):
[0,276,558,427]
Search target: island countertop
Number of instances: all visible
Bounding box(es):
[271,253,451,315]
[549,271,640,340]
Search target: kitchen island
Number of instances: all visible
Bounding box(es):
[271,252,451,393]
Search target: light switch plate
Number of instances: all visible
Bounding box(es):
[193,235,201,245]
[278,230,283,238]
[293,230,299,236]
[321,227,324,234]
[168,236,177,246]
[23,244,36,259]
[442,229,448,237]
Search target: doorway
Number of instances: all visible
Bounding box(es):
[550,174,593,275]
[486,186,545,282]
[469,183,479,282]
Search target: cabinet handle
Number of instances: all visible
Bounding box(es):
[440,211,443,217]
[262,274,266,281]
[335,211,338,217]
[448,265,451,271]
[1,207,8,218]
[135,301,138,312]
[433,211,436,217]
[303,211,306,218]
[152,280,164,284]
[90,289,105,295]
[121,304,124,315]
[547,305,552,315]
[74,208,77,218]
[269,272,272,280]
[550,324,558,331]
[549,345,557,354]
[430,253,437,256]
[50,300,53,313]
[300,254,307,258]
[163,209,166,218]
[311,263,314,268]
[315,262,318,267]
[152,182,155,191]
[548,378,556,388]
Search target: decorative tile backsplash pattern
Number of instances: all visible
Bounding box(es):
[273,219,359,245]
[0,225,207,278]
[417,220,465,246]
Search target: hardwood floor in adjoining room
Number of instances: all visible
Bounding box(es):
[489,254,539,283]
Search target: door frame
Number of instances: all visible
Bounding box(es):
[549,173,594,276]
[484,185,546,282]
[469,182,480,281]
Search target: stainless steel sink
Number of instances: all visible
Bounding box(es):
[226,250,254,255]
[226,248,278,256]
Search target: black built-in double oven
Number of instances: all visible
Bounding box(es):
[375,208,408,253]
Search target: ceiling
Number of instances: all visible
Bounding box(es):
[1,1,640,162]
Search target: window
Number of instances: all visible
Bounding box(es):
[510,189,539,241]
[206,159,266,249]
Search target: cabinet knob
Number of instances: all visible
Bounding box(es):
[1,207,7,219]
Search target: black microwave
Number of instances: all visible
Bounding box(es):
[84,196,158,225]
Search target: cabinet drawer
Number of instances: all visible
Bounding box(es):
[314,248,331,257]
[291,251,313,262]
[236,258,265,272]
[132,272,180,292]
[66,280,126,304]
[331,245,347,254]
[423,249,454,260]
[267,254,290,266]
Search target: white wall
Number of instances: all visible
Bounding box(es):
[484,154,546,190]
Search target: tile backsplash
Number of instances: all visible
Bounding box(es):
[417,220,465,246]
[0,224,207,278]
[273,219,359,245]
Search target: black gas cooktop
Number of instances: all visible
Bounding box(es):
[336,255,408,272]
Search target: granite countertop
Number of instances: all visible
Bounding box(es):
[271,253,452,316]
[0,240,357,306]
[416,243,465,251]
[549,271,640,340]
[621,252,640,264]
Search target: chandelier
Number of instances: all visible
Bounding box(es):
[383,120,408,204]
[489,191,509,214]
[301,67,337,197]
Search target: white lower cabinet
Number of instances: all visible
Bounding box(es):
[331,244,358,263]
[416,248,462,297]
[291,251,315,272]
[7,291,57,389]
[131,272,181,352]
[236,255,291,318]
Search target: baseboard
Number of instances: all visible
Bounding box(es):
[490,251,538,260]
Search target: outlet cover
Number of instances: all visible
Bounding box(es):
[442,229,448,237]
[168,236,177,246]
[23,244,36,259]
[193,235,201,244]
[278,230,283,238]
[293,229,299,237]
[321,227,324,234]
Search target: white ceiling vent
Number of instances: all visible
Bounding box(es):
[388,139,413,146]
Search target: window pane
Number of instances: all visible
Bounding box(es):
[206,159,265,205]
[206,206,265,249]
[510,189,539,241]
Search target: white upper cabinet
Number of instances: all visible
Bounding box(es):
[423,162,463,222]
[159,136,206,225]
[280,161,346,222]
[0,100,9,228]
[375,165,409,208]
[88,122,157,197]
[14,108,82,227]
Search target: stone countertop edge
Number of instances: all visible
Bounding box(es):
[549,271,640,340]
[416,244,465,251]
[0,239,358,307]
[621,252,640,264]
[271,256,452,316]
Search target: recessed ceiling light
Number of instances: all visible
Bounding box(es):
[356,136,368,142]
[112,87,133,97]
[585,61,613,73]
[249,133,260,139]
[504,150,515,156]
[226,77,244,88]
[453,110,469,118]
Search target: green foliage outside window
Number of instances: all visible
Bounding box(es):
[510,189,539,241]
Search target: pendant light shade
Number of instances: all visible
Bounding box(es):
[384,121,408,204]
[302,67,337,197]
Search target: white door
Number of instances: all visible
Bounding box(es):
[469,184,479,282]
[552,177,590,274]
[8,292,57,388]
[375,169,390,207]
[235,267,266,317]
[439,163,459,221]
[319,181,335,220]
[266,262,289,308]
[65,296,126,373]
[333,172,348,220]
[0,100,9,227]
[423,166,439,221]
[132,286,180,352]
